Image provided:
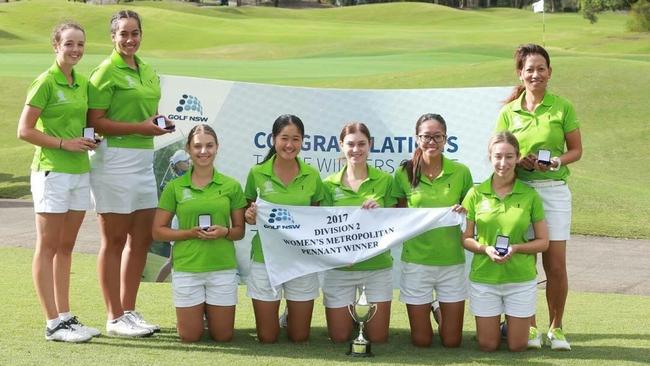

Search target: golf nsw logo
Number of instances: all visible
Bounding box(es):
[264,208,300,230]
[167,93,209,123]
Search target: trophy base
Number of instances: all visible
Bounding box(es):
[347,341,373,357]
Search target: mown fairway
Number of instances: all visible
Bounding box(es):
[0,0,648,238]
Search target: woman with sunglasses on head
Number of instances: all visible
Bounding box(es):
[391,113,473,348]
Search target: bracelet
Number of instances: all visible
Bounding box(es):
[59,139,63,150]
[549,157,562,171]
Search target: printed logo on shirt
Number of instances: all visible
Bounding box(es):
[333,187,345,200]
[125,75,136,88]
[180,188,193,203]
[56,90,67,103]
[263,181,275,194]
[513,115,524,129]
[478,198,492,214]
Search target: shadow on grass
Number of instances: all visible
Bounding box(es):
[0,173,30,199]
[86,327,650,364]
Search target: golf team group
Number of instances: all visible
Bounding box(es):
[17,9,582,353]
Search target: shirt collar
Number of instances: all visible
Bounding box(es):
[476,175,527,196]
[512,91,554,112]
[49,62,79,87]
[418,155,454,184]
[260,155,310,179]
[178,168,222,188]
[110,49,143,70]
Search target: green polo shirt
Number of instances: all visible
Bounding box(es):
[244,155,325,263]
[391,156,473,266]
[158,169,247,273]
[26,63,89,174]
[462,176,545,285]
[323,165,397,271]
[88,50,160,149]
[495,91,580,182]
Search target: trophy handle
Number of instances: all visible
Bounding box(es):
[366,303,378,323]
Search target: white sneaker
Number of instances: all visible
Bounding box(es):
[527,327,542,349]
[124,311,160,333]
[45,321,92,343]
[65,316,101,337]
[547,328,571,350]
[106,314,154,337]
[279,307,288,328]
[431,299,441,325]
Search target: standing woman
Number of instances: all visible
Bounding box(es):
[321,123,396,343]
[495,44,582,350]
[391,113,472,348]
[461,132,549,352]
[152,124,246,343]
[88,10,172,337]
[244,114,324,343]
[17,22,99,342]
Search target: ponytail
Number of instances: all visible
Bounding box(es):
[400,148,423,189]
[260,146,276,165]
[503,84,525,105]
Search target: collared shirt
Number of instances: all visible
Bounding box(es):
[391,156,473,266]
[158,168,246,272]
[26,62,89,173]
[323,164,396,271]
[495,91,580,182]
[244,155,325,263]
[88,49,160,149]
[462,176,545,284]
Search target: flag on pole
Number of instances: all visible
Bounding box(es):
[532,0,545,13]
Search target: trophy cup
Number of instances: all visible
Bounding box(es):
[347,285,377,357]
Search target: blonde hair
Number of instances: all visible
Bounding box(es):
[488,131,520,158]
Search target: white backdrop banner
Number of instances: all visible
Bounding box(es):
[255,198,464,288]
[147,76,508,282]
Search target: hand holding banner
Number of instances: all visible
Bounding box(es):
[255,198,465,288]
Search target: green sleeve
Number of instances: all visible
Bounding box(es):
[88,66,113,110]
[312,173,325,204]
[320,181,334,207]
[25,76,50,110]
[494,106,511,133]
[244,169,258,201]
[231,181,248,210]
[462,187,477,222]
[158,180,177,213]
[562,99,580,133]
[390,167,407,200]
[460,167,474,202]
[530,190,546,223]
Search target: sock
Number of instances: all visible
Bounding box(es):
[46,317,61,329]
[59,312,73,322]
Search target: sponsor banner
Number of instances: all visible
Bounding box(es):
[146,76,507,282]
[255,198,465,288]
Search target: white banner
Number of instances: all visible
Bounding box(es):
[146,76,507,282]
[255,198,465,288]
[533,0,544,13]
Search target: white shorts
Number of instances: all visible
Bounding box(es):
[524,181,572,241]
[399,262,467,304]
[322,268,393,308]
[246,262,319,302]
[469,280,537,318]
[172,270,238,308]
[31,171,91,213]
[90,142,157,214]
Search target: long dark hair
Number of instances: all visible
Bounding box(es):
[504,43,551,104]
[400,113,447,188]
[260,114,305,164]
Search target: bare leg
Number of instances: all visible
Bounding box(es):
[475,315,501,352]
[97,213,131,320]
[286,299,314,343]
[506,315,533,352]
[53,210,85,314]
[406,303,433,347]
[325,306,354,343]
[438,300,464,348]
[33,213,66,320]
[542,241,568,329]
[176,304,205,343]
[252,299,280,343]
[121,208,155,311]
[364,301,391,343]
[206,304,236,342]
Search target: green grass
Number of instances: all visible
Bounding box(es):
[0,1,649,238]
[1,246,650,365]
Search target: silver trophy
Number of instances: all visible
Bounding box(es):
[347,285,377,357]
